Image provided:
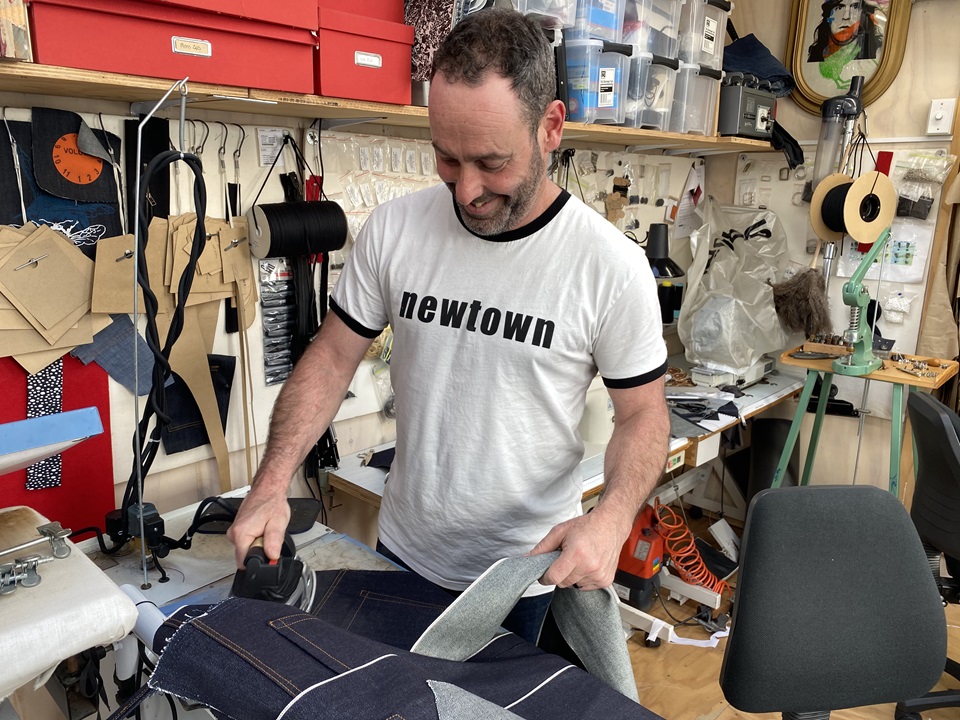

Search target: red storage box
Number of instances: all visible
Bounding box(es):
[318,0,404,24]
[26,0,316,93]
[316,9,414,105]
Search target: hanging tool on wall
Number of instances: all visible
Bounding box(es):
[216,122,232,226]
[228,123,245,217]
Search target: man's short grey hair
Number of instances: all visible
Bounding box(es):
[431,8,557,134]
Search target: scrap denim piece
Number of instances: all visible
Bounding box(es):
[70,314,154,396]
[134,598,660,720]
[160,354,236,454]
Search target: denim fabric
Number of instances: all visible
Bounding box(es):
[310,568,455,649]
[722,34,795,97]
[132,598,661,720]
[70,314,155,396]
[376,541,552,645]
[160,354,236,454]
[414,553,638,702]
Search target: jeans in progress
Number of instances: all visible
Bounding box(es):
[375,541,553,645]
[115,597,661,720]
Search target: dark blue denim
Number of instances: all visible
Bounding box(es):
[376,541,553,645]
[160,354,236,454]
[126,597,661,720]
[310,568,455,649]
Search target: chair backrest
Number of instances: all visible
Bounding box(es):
[907,391,960,561]
[719,485,946,714]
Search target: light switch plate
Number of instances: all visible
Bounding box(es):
[927,98,956,135]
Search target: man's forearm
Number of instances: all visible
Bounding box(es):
[595,385,670,536]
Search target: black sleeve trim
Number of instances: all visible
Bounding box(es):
[602,360,669,389]
[330,298,384,339]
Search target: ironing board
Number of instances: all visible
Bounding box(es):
[0,506,137,700]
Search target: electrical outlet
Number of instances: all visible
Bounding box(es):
[927,98,956,135]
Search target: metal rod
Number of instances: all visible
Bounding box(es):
[132,77,189,590]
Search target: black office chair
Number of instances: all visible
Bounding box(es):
[719,485,947,720]
[895,391,960,719]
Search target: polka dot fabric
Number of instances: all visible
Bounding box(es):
[26,359,63,490]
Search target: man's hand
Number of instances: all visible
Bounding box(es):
[529,505,630,591]
[226,484,291,568]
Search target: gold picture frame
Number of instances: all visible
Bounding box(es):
[784,0,911,114]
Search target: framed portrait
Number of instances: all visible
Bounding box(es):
[784,0,911,114]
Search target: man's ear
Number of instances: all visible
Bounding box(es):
[540,100,566,153]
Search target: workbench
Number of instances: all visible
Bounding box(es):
[772,348,959,498]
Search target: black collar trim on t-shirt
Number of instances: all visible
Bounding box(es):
[452,189,571,242]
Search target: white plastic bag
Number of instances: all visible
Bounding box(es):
[678,198,788,374]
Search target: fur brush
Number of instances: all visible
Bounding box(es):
[770,268,832,337]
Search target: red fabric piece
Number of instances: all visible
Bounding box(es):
[875,151,894,177]
[0,355,116,533]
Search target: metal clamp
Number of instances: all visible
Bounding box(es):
[0,554,55,595]
[0,522,72,561]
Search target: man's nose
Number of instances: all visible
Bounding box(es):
[455,165,484,205]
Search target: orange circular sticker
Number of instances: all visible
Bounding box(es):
[52,133,103,185]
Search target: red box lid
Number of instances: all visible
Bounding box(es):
[152,0,316,30]
[318,0,403,24]
[27,0,315,43]
[319,8,414,45]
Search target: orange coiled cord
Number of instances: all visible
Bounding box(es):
[654,499,729,596]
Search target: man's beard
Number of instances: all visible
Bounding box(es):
[452,149,545,237]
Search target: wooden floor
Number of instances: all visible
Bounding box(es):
[627,575,960,720]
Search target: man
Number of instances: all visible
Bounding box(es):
[229,8,670,643]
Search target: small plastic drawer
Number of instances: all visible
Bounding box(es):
[669,62,722,135]
[678,0,731,70]
[624,52,678,130]
[594,47,630,124]
[567,0,627,42]
[513,0,577,28]
[622,0,684,58]
[565,37,604,123]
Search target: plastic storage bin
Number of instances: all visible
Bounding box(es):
[678,0,731,70]
[567,0,627,42]
[669,62,722,134]
[513,0,577,28]
[565,38,603,123]
[622,0,684,58]
[594,47,630,124]
[625,52,677,129]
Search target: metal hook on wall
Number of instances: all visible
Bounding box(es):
[195,119,210,156]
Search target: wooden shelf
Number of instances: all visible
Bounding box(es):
[0,61,773,153]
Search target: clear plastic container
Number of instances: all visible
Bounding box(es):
[669,62,722,134]
[594,48,630,124]
[678,0,731,70]
[622,0,684,58]
[564,38,604,123]
[567,0,627,42]
[625,52,678,130]
[513,0,578,28]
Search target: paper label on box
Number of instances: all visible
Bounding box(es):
[355,51,383,69]
[598,67,615,108]
[171,36,212,58]
[701,17,718,55]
